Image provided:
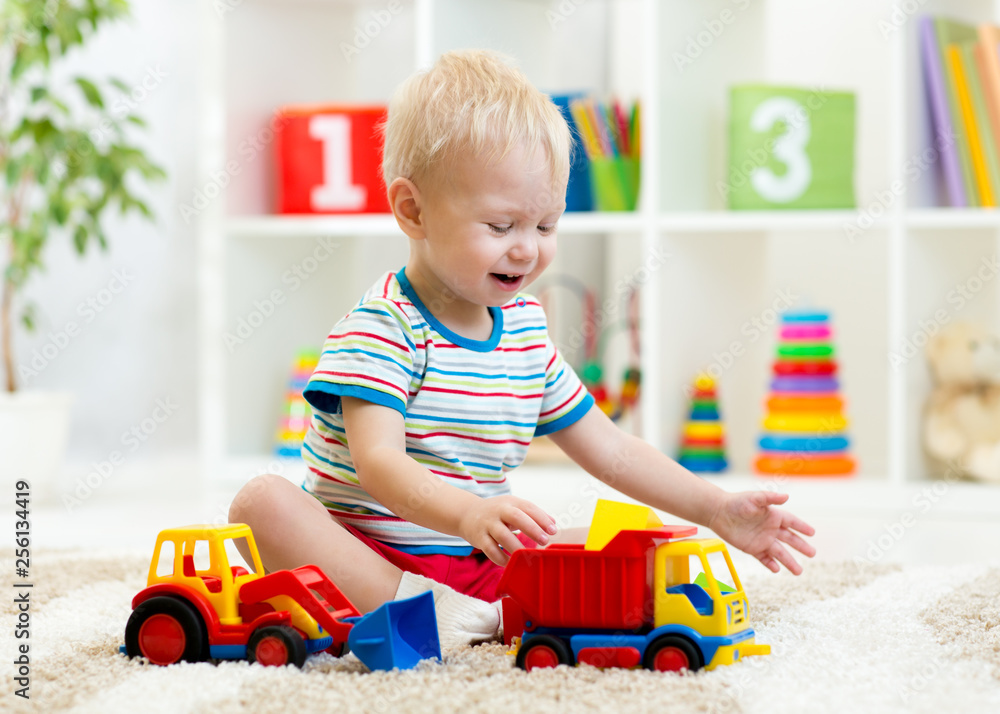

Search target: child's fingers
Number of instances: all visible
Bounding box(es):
[503,506,551,546]
[479,536,510,567]
[771,544,803,575]
[784,514,816,537]
[489,523,526,557]
[777,527,816,558]
[512,498,557,536]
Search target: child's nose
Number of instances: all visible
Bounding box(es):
[509,232,538,262]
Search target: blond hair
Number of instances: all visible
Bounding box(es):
[381,49,571,190]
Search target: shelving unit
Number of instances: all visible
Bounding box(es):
[194,0,1000,500]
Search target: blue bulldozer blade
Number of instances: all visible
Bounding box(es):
[345,591,441,671]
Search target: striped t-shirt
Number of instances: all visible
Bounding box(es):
[301,267,594,553]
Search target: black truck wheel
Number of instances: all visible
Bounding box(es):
[643,635,703,673]
[248,625,307,668]
[125,595,208,665]
[516,635,574,671]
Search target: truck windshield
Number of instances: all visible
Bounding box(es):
[689,552,737,593]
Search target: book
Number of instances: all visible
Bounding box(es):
[934,17,980,206]
[948,43,995,206]
[976,25,1000,167]
[920,16,967,206]
[961,42,1000,204]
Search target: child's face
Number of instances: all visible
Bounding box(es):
[410,142,566,312]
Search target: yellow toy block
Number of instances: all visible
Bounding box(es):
[585,499,664,551]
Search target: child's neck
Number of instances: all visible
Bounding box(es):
[404,267,494,341]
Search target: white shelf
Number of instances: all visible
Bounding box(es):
[905,208,1000,229]
[659,210,889,233]
[195,0,1000,492]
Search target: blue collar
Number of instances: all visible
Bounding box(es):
[396,267,503,352]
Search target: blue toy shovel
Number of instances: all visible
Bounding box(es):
[345,591,441,671]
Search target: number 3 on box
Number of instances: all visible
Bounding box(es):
[749,96,811,204]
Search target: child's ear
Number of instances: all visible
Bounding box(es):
[388,177,426,240]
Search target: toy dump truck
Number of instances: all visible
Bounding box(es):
[122,523,439,670]
[497,500,770,672]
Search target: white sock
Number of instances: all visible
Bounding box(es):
[394,571,502,650]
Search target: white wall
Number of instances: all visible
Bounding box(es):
[12,1,200,487]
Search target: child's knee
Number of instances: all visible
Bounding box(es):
[228,473,287,525]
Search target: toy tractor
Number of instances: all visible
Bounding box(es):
[122,523,439,670]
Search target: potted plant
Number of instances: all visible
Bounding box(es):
[1,0,165,494]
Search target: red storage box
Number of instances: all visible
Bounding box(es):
[275,104,390,214]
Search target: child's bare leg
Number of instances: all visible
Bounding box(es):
[228,474,402,613]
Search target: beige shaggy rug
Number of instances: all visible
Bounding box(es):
[1,551,999,714]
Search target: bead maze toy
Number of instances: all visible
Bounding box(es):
[498,500,769,673]
[121,524,440,671]
[539,275,641,424]
[274,348,319,458]
[755,310,855,476]
[677,373,728,473]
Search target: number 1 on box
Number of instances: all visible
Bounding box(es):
[309,115,367,211]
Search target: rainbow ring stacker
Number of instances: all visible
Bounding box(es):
[755,309,854,477]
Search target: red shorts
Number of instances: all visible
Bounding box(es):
[340,522,536,603]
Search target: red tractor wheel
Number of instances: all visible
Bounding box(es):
[125,595,208,665]
[515,635,574,672]
[248,625,307,668]
[642,635,702,673]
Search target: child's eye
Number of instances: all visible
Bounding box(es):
[538,224,556,235]
[488,223,512,235]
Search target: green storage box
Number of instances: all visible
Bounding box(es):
[727,85,856,210]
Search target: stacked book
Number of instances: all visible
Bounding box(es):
[920,15,1000,207]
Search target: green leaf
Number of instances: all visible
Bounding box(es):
[73,224,88,254]
[30,85,49,102]
[74,77,104,109]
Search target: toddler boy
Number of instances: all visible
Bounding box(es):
[230,49,815,650]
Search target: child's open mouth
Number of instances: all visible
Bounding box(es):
[491,273,524,291]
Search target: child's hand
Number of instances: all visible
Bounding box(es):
[458,495,558,566]
[708,491,816,575]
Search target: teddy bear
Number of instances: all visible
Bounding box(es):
[923,321,1000,483]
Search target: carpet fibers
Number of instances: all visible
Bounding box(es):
[1,550,998,713]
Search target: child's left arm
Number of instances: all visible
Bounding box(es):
[547,406,816,574]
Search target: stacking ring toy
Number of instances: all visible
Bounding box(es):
[780,325,831,340]
[773,360,837,376]
[683,422,724,439]
[759,435,849,452]
[767,395,844,412]
[770,377,839,393]
[763,413,848,432]
[755,454,854,476]
[778,344,835,358]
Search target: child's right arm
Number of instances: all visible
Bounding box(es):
[341,396,557,566]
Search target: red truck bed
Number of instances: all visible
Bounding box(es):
[497,527,696,632]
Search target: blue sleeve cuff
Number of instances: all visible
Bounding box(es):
[533,393,595,437]
[303,381,406,417]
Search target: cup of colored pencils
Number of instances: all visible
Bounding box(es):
[569,97,641,211]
